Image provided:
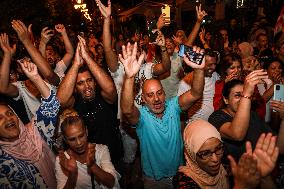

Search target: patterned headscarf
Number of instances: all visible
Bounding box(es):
[0,105,56,188]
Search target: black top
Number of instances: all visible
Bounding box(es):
[253,47,274,66]
[74,90,122,165]
[208,110,272,160]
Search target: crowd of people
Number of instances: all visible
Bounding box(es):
[0,0,284,188]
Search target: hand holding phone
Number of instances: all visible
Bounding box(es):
[161,5,170,25]
[178,44,205,66]
[273,84,284,102]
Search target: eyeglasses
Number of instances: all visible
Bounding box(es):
[196,143,224,160]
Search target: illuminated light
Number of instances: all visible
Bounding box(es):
[72,0,92,21]
[74,4,86,9]
[80,8,89,12]
[236,0,244,8]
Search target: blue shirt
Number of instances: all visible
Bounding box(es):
[136,96,183,180]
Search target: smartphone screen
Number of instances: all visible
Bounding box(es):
[178,44,204,65]
[161,5,170,25]
[273,84,284,102]
[178,44,192,57]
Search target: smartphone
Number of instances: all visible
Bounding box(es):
[149,30,158,42]
[273,84,284,102]
[161,4,170,25]
[178,44,204,65]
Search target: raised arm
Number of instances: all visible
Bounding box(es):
[0,33,18,97]
[18,59,50,98]
[219,70,268,141]
[78,36,117,104]
[152,30,171,76]
[38,27,54,57]
[55,24,74,67]
[57,44,82,108]
[199,28,210,49]
[120,43,144,125]
[96,0,118,72]
[19,60,60,146]
[185,5,207,46]
[11,20,60,86]
[178,46,205,111]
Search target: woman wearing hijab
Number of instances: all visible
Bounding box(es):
[173,119,279,189]
[0,57,60,188]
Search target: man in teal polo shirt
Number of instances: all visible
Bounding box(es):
[120,42,205,189]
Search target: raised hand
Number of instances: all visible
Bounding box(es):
[55,24,66,34]
[196,4,207,23]
[96,0,111,18]
[40,27,54,44]
[172,35,182,45]
[59,151,78,175]
[77,35,90,60]
[0,33,16,56]
[199,28,206,42]
[152,30,165,47]
[73,43,84,67]
[270,100,284,119]
[11,20,31,43]
[228,153,260,189]
[242,69,268,97]
[253,133,279,177]
[183,46,205,69]
[17,57,39,80]
[156,13,166,29]
[119,42,144,78]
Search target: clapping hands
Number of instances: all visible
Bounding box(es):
[228,133,279,189]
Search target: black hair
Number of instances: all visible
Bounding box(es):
[219,53,242,79]
[222,79,244,99]
[263,58,283,70]
[61,116,86,136]
[204,49,219,59]
[95,43,103,52]
[78,65,90,74]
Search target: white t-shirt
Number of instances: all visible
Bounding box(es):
[110,61,154,119]
[55,144,121,189]
[161,52,183,99]
[178,72,220,123]
[12,81,56,120]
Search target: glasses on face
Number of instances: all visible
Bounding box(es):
[196,143,224,160]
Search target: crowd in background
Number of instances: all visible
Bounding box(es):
[0,0,284,188]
